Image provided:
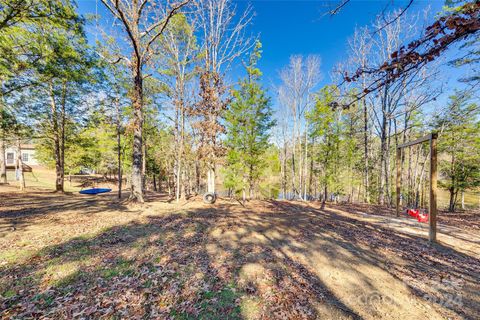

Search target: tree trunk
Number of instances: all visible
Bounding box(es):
[15,138,25,191]
[385,119,392,206]
[448,187,456,212]
[291,116,297,199]
[321,184,327,210]
[308,155,314,198]
[195,160,200,195]
[180,98,186,200]
[448,151,456,212]
[378,84,389,205]
[207,165,215,193]
[130,60,144,202]
[116,99,122,199]
[0,138,6,184]
[303,128,308,200]
[362,98,370,203]
[60,82,67,192]
[49,81,64,193]
[174,99,181,202]
[281,143,287,199]
[378,121,387,205]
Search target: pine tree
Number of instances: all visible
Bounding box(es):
[224,41,275,200]
[307,85,342,209]
[24,15,97,192]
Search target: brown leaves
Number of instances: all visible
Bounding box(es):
[191,71,229,161]
[344,1,480,102]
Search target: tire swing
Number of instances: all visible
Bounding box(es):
[203,192,216,204]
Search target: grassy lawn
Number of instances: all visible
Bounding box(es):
[6,169,82,192]
[0,188,479,319]
[5,168,120,193]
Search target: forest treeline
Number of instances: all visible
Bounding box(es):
[0,0,479,211]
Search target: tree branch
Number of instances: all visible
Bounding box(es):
[143,0,191,55]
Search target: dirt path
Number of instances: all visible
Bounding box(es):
[327,204,480,257]
[0,189,478,319]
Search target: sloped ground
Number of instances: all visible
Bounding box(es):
[0,187,479,319]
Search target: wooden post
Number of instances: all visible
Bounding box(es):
[429,133,438,243]
[397,132,438,243]
[396,148,401,217]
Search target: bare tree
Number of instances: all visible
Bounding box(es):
[100,0,191,203]
[158,13,198,202]
[343,1,479,105]
[349,10,442,205]
[347,26,373,203]
[278,55,321,200]
[193,0,253,196]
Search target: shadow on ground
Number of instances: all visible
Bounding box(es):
[0,195,479,319]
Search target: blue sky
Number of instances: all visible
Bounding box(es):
[77,0,463,107]
[238,0,445,87]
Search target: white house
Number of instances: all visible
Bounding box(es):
[4,143,39,168]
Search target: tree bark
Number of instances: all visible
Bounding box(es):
[281,142,287,199]
[303,128,308,200]
[0,138,6,184]
[15,138,25,190]
[362,95,370,203]
[321,184,327,210]
[195,160,200,195]
[116,98,122,199]
[378,117,387,205]
[60,81,67,191]
[207,165,215,193]
[49,81,64,192]
[448,151,456,212]
[130,59,144,202]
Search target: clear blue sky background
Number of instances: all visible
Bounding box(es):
[77,0,461,106]
[236,0,445,87]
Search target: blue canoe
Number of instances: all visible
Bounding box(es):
[79,188,112,195]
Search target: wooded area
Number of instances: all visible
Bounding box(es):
[0,0,479,319]
[0,0,478,211]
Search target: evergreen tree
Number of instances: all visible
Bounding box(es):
[224,41,275,200]
[307,85,342,209]
[23,14,97,192]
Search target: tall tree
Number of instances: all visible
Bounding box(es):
[224,41,275,200]
[158,13,198,202]
[100,0,190,202]
[347,26,373,203]
[278,55,321,199]
[0,0,79,186]
[193,0,253,196]
[307,85,340,209]
[28,16,96,192]
[0,109,16,184]
[435,92,480,212]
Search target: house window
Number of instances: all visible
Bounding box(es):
[6,153,14,164]
[22,153,29,162]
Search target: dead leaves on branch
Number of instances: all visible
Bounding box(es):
[190,71,229,161]
[345,1,480,99]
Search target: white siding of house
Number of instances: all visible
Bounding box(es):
[4,147,39,166]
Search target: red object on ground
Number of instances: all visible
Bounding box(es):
[407,209,419,218]
[405,208,429,223]
[417,212,429,223]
